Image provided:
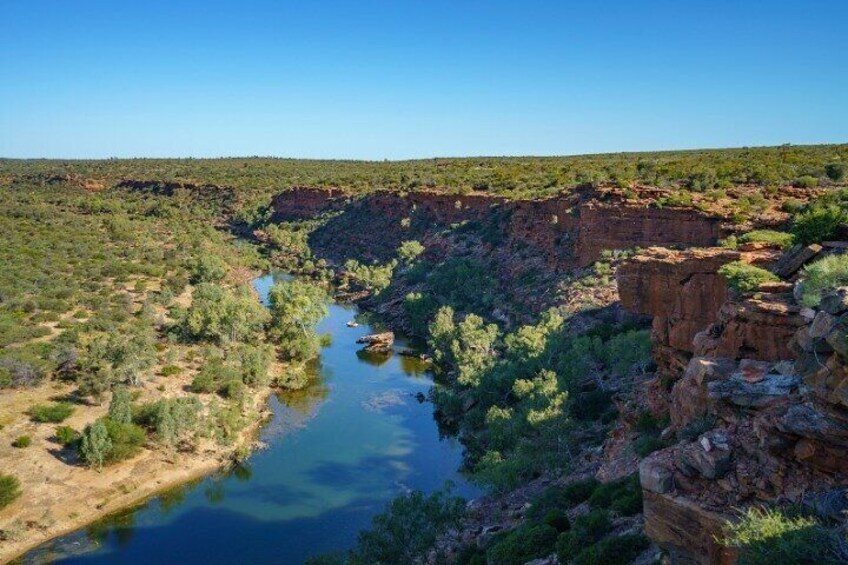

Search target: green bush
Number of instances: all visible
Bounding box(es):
[160,364,182,377]
[737,230,795,250]
[0,474,21,509]
[588,475,642,516]
[55,425,80,446]
[487,524,558,565]
[573,534,651,565]
[798,254,848,307]
[825,163,846,182]
[721,507,845,565]
[103,419,147,463]
[556,510,613,560]
[634,434,667,457]
[528,480,598,521]
[795,176,820,188]
[569,390,614,422]
[718,261,779,293]
[792,204,847,245]
[12,435,32,448]
[543,509,571,533]
[29,402,75,423]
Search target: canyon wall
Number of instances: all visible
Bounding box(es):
[271,186,727,271]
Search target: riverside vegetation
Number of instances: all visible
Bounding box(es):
[2,144,848,564]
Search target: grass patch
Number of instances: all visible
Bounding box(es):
[29,402,75,423]
[718,261,779,293]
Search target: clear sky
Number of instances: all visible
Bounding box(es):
[1,1,846,159]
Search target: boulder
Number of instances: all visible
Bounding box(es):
[356,332,394,353]
[675,440,733,480]
[809,311,837,338]
[771,243,822,278]
[671,357,736,430]
[640,457,675,494]
[708,373,800,410]
[820,287,848,315]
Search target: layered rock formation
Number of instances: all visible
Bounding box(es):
[271,185,730,271]
[620,241,848,563]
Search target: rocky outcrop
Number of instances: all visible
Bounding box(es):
[618,247,798,376]
[356,332,394,353]
[271,186,730,272]
[617,248,739,375]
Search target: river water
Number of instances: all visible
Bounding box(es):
[21,274,477,564]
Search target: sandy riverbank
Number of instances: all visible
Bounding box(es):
[0,379,273,564]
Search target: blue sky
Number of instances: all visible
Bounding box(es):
[1,1,846,159]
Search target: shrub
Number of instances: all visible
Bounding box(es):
[562,478,601,505]
[160,364,182,377]
[569,390,614,422]
[573,534,651,565]
[634,434,667,457]
[103,419,146,463]
[825,163,846,182]
[487,524,558,565]
[792,204,847,245]
[528,479,598,521]
[543,509,571,533]
[679,415,716,441]
[29,402,75,423]
[588,475,642,516]
[55,425,80,446]
[796,176,820,188]
[798,254,848,307]
[737,230,795,250]
[0,474,21,509]
[718,261,779,293]
[12,435,32,448]
[721,507,845,565]
[343,488,465,564]
[556,510,613,560]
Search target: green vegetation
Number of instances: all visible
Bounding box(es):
[429,305,651,491]
[308,487,465,565]
[792,204,847,245]
[267,278,329,361]
[718,261,780,293]
[55,425,80,446]
[737,229,795,249]
[0,474,22,509]
[721,507,847,565]
[798,254,848,307]
[487,523,559,565]
[12,435,32,448]
[3,144,845,200]
[28,402,75,423]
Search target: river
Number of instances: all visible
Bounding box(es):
[21,273,477,564]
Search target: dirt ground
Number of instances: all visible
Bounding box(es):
[0,374,271,564]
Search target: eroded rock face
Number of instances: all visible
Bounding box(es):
[642,491,735,565]
[618,247,739,375]
[694,295,805,362]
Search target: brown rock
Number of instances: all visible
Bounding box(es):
[671,357,736,430]
[771,243,822,278]
[643,491,735,565]
[640,457,675,494]
[809,311,837,339]
[820,287,848,315]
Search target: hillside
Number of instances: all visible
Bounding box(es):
[1,146,848,564]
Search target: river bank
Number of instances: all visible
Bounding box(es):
[0,377,273,565]
[12,275,476,564]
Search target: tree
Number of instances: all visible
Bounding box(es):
[343,487,465,564]
[108,386,133,425]
[428,306,499,387]
[182,283,269,343]
[80,420,112,471]
[268,279,328,360]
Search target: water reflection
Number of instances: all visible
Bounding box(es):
[22,275,478,565]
